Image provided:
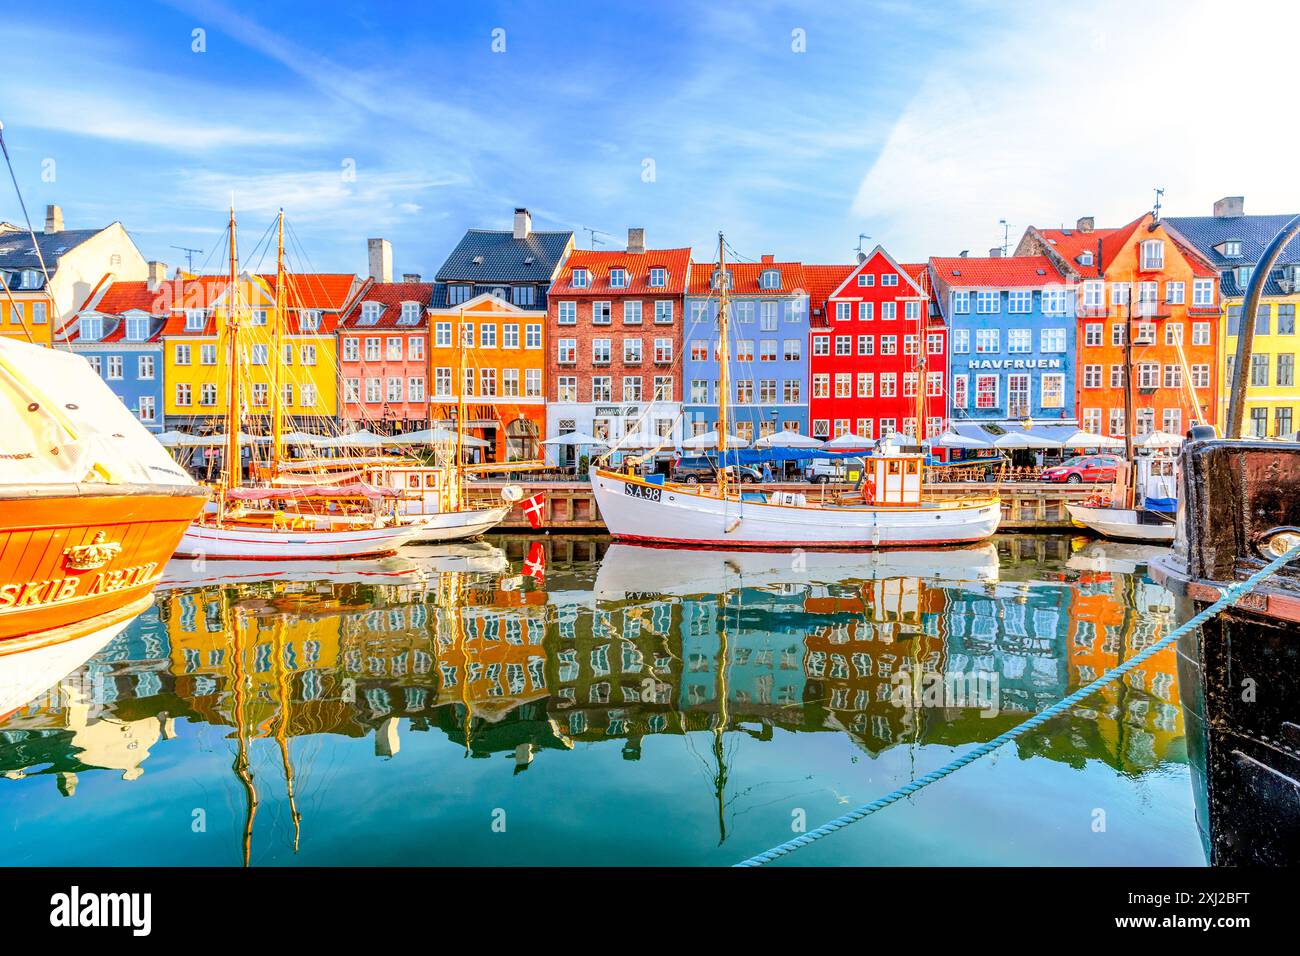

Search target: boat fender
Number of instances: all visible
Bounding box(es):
[725,517,742,534]
[501,484,524,503]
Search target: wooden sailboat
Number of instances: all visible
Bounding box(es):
[173,211,429,560]
[1067,289,1177,543]
[592,233,1001,548]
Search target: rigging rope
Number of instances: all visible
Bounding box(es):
[733,539,1300,867]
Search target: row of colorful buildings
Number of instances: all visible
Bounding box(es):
[4,197,1300,460]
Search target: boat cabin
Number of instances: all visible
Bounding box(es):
[865,454,924,506]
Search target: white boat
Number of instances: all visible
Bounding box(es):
[1065,504,1176,543]
[402,500,510,542]
[174,516,430,560]
[591,232,1000,550]
[1065,539,1172,573]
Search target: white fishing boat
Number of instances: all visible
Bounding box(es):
[1067,452,1179,543]
[1065,505,1175,543]
[593,233,1000,550]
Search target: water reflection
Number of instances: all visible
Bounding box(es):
[0,535,1196,866]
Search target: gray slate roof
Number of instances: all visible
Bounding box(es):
[434,228,573,283]
[1166,213,1300,298]
[0,228,102,273]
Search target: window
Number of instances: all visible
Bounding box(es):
[511,285,536,307]
[1041,289,1067,314]
[858,335,874,356]
[976,291,999,314]
[175,383,192,406]
[1251,353,1270,387]
[388,336,404,359]
[479,324,497,349]
[1255,305,1271,336]
[649,268,668,287]
[975,375,998,409]
[1008,329,1031,353]
[1141,239,1164,270]
[905,301,921,321]
[759,340,777,363]
[365,336,382,360]
[1111,323,1126,346]
[1008,290,1031,313]
[1193,278,1214,306]
[1191,364,1211,388]
[405,377,424,402]
[123,314,150,341]
[783,379,801,403]
[927,333,943,355]
[1277,407,1293,437]
[174,343,191,365]
[592,301,612,325]
[1111,365,1126,388]
[106,355,123,380]
[1165,281,1185,304]
[622,376,642,401]
[812,335,829,356]
[880,374,897,397]
[185,309,206,331]
[952,329,969,353]
[951,291,970,313]
[856,372,874,398]
[1164,364,1183,389]
[525,323,542,348]
[1135,408,1155,435]
[1279,353,1295,387]
[282,382,295,407]
[975,329,999,353]
[1138,363,1160,389]
[952,375,967,408]
[882,274,898,287]
[881,302,897,320]
[557,338,576,363]
[359,302,381,325]
[135,395,155,422]
[1279,305,1297,335]
[86,355,100,374]
[654,338,673,363]
[447,285,470,305]
[386,376,404,401]
[557,375,577,402]
[881,335,897,355]
[1083,281,1104,309]
[812,374,830,398]
[1041,328,1067,353]
[857,273,875,287]
[558,301,577,325]
[1007,374,1030,417]
[1222,240,1243,258]
[343,337,359,361]
[201,383,218,406]
[1085,323,1103,346]
[79,316,104,341]
[760,301,778,330]
[653,376,672,400]
[904,335,919,355]
[433,322,452,347]
[250,344,268,365]
[1083,409,1102,434]
[835,302,851,322]
[736,339,754,362]
[834,373,851,398]
[654,301,674,324]
[591,377,611,402]
[592,338,612,364]
[835,335,851,356]
[1165,323,1183,346]
[138,355,155,380]
[927,371,943,396]
[1109,408,1126,436]
[571,269,589,289]
[525,369,541,397]
[610,268,628,289]
[783,338,801,361]
[1083,365,1102,388]
[622,300,642,324]
[1250,407,1269,438]
[858,302,873,321]
[623,337,643,364]
[1111,283,1130,306]
[812,419,829,438]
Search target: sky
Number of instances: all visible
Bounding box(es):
[0,0,1295,276]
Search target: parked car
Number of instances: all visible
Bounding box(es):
[671,456,761,484]
[1039,454,1124,484]
[804,458,849,483]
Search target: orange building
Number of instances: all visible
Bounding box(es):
[427,292,546,462]
[1019,213,1220,437]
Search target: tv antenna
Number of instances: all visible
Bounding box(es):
[582,227,613,250]
[170,245,204,273]
[998,219,1011,256]
[1152,187,1165,221]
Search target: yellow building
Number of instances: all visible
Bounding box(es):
[162,272,359,434]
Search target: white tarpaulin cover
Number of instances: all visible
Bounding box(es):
[0,336,195,487]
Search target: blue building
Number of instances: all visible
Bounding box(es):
[63,278,167,432]
[929,255,1076,428]
[683,259,810,442]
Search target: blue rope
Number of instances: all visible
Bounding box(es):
[734,540,1300,867]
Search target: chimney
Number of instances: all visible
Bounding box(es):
[1076,216,1094,233]
[761,254,775,264]
[402,272,421,282]
[146,260,168,290]
[627,227,646,254]
[367,238,393,283]
[1213,196,1244,218]
[513,207,532,240]
[959,250,969,258]
[44,204,63,234]
[989,247,1003,258]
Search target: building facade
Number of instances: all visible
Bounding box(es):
[929,255,1075,427]
[545,231,691,463]
[338,280,434,434]
[427,292,547,462]
[682,258,809,440]
[62,277,168,432]
[808,247,947,442]
[1167,197,1300,437]
[1018,214,1220,439]
[433,208,574,311]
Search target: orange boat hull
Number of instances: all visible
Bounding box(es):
[0,486,208,643]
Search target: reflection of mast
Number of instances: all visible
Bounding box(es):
[712,579,733,845]
[441,569,473,755]
[272,618,302,852]
[229,605,259,867]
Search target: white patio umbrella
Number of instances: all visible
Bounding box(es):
[1136,430,1184,448]
[681,429,749,450]
[280,430,330,445]
[992,429,1062,450]
[159,431,267,446]
[400,427,490,448]
[753,429,824,449]
[614,429,666,449]
[822,432,871,450]
[541,431,609,448]
[934,429,992,449]
[1057,429,1124,450]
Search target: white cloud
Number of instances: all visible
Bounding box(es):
[853,0,1300,258]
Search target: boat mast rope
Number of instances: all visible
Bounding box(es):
[733,539,1300,867]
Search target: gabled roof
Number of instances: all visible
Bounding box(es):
[339,280,434,330]
[1163,212,1300,270]
[826,245,926,300]
[802,265,854,316]
[428,290,545,317]
[435,228,574,283]
[157,275,265,336]
[552,247,692,296]
[61,279,167,344]
[1031,224,1125,278]
[928,255,1067,289]
[686,260,808,296]
[0,228,104,286]
[260,273,359,311]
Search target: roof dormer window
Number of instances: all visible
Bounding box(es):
[184,308,206,331]
[124,314,149,342]
[1078,251,1093,266]
[398,302,421,325]
[359,302,382,325]
[22,269,41,289]
[648,267,667,288]
[759,269,781,290]
[572,269,590,289]
[1141,239,1164,270]
[610,268,628,289]
[1220,240,1243,258]
[711,269,733,291]
[78,315,103,342]
[300,309,321,332]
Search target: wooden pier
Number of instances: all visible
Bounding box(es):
[467,479,1107,532]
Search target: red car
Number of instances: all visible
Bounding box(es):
[1039,454,1123,484]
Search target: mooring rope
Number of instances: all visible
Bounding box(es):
[734,540,1300,867]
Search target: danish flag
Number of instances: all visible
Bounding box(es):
[519,491,546,528]
[523,541,546,581]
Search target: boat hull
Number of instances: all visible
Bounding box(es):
[173,518,430,560]
[591,469,1001,547]
[1066,505,1175,543]
[409,505,510,542]
[0,486,207,643]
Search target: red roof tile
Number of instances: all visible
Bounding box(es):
[802,264,855,312]
[928,255,1067,288]
[340,281,434,330]
[551,247,692,296]
[686,260,808,296]
[260,273,358,311]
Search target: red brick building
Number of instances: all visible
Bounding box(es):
[807,247,946,443]
[338,279,433,433]
[545,229,691,461]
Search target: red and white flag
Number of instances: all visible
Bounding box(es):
[523,541,546,581]
[519,491,546,528]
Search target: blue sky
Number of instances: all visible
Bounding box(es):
[1,0,1292,276]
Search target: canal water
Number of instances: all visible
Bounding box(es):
[0,534,1206,867]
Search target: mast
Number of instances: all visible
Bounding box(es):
[223,208,243,493]
[271,209,287,477]
[1121,287,1137,509]
[453,307,467,511]
[914,270,928,444]
[715,233,730,500]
